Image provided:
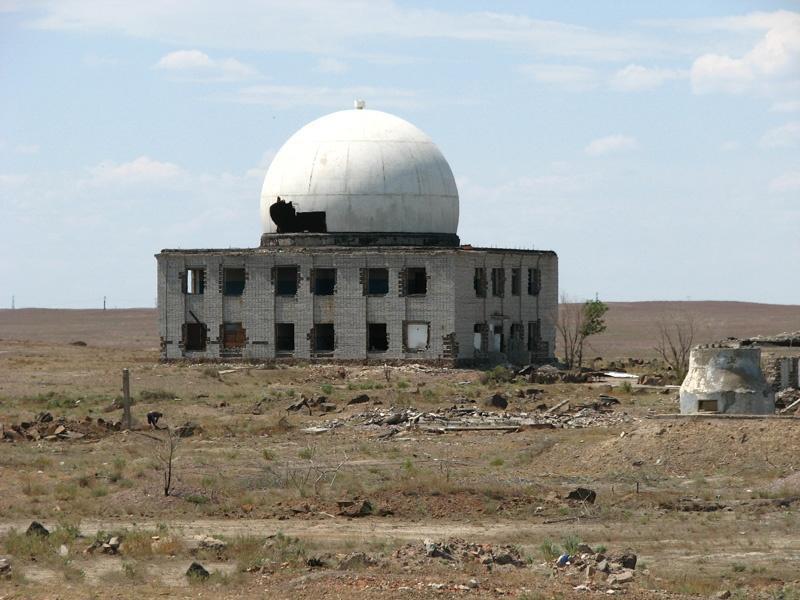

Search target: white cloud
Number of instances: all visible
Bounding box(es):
[24,1,670,62]
[0,173,28,187]
[690,11,800,95]
[611,64,687,91]
[519,64,598,90]
[155,49,257,82]
[771,100,800,113]
[86,156,184,186]
[231,85,420,109]
[720,140,741,151]
[315,58,348,74]
[584,134,638,156]
[769,170,800,193]
[759,121,800,148]
[15,143,39,154]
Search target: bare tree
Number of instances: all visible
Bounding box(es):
[655,313,696,382]
[557,294,609,369]
[158,427,180,497]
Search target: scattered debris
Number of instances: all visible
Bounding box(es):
[394,538,526,569]
[175,421,200,438]
[26,521,49,537]
[337,498,373,518]
[85,533,121,555]
[303,400,633,436]
[565,488,597,504]
[337,552,378,570]
[0,556,10,579]
[186,561,210,579]
[484,393,509,409]
[347,394,370,405]
[552,545,638,590]
[194,534,227,552]
[659,497,724,512]
[2,415,120,443]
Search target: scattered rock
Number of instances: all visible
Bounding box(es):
[70,340,87,347]
[186,561,210,579]
[607,569,634,585]
[306,556,327,568]
[484,393,508,409]
[713,591,731,599]
[338,498,373,518]
[26,521,49,537]
[319,402,338,413]
[0,556,10,579]
[36,411,53,423]
[194,534,227,552]
[59,544,69,557]
[337,552,377,570]
[424,539,455,561]
[287,398,311,413]
[382,413,406,426]
[176,421,200,438]
[103,536,121,555]
[566,488,597,504]
[347,394,370,405]
[615,549,637,570]
[396,538,525,569]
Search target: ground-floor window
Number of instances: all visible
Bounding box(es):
[313,323,335,353]
[527,320,541,352]
[221,322,246,353]
[275,323,295,353]
[367,323,389,352]
[183,322,207,351]
[404,321,429,351]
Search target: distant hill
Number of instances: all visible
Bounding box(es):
[1,301,798,358]
[578,301,800,359]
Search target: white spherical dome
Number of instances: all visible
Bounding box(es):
[260,108,459,235]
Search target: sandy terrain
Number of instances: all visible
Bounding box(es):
[1,307,799,598]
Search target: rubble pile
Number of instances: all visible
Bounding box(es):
[393,538,526,569]
[304,399,633,435]
[553,545,638,591]
[1,412,120,442]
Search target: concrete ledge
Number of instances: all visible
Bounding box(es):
[648,413,800,420]
[260,232,460,248]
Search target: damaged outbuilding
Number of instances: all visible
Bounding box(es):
[679,346,776,415]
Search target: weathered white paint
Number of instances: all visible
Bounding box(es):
[260,108,459,234]
[679,347,775,415]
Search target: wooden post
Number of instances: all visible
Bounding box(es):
[122,368,131,430]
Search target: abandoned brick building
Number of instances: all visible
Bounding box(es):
[156,103,558,363]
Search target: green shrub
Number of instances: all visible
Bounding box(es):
[539,539,561,561]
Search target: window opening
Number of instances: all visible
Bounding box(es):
[223,268,246,296]
[275,266,298,296]
[367,323,389,352]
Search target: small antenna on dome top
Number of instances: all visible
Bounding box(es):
[354,99,366,110]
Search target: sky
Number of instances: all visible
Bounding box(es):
[1,0,798,308]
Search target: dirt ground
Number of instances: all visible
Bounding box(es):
[1,308,800,599]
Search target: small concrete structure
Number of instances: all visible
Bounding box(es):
[680,346,775,415]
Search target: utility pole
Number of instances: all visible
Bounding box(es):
[11,295,14,310]
[103,296,106,311]
[122,368,132,430]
